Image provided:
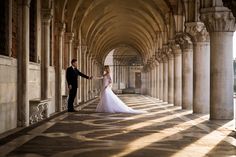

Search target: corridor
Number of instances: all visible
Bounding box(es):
[1,95,235,157]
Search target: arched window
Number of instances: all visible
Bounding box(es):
[29,0,37,62]
[12,0,18,58]
[0,1,7,56]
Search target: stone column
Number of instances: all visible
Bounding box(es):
[114,60,117,84]
[154,65,157,97]
[150,68,153,96]
[41,9,52,99]
[201,7,236,119]
[74,42,80,103]
[182,43,193,109]
[55,22,65,112]
[186,22,210,114]
[80,46,87,103]
[123,66,125,88]
[91,59,94,99]
[83,54,89,101]
[89,57,92,99]
[177,34,193,109]
[78,44,82,102]
[118,64,121,90]
[65,33,74,66]
[159,61,163,101]
[156,63,160,99]
[163,58,168,102]
[128,65,130,88]
[173,45,182,106]
[168,53,174,104]
[149,69,151,95]
[125,66,128,88]
[17,0,30,127]
[153,65,157,98]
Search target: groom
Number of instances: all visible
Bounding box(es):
[66,59,92,112]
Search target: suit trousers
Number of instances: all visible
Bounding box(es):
[68,87,77,111]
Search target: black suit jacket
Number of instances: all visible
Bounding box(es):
[66,66,89,88]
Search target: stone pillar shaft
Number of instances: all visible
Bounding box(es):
[41,9,52,99]
[65,33,74,67]
[55,22,65,112]
[154,67,157,98]
[193,42,210,113]
[182,47,193,109]
[80,46,87,103]
[210,32,234,119]
[168,57,174,104]
[163,61,168,102]
[17,0,30,127]
[156,65,160,99]
[159,62,163,100]
[174,53,182,106]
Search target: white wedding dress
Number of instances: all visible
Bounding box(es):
[96,74,147,114]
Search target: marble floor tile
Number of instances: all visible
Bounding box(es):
[0,94,235,157]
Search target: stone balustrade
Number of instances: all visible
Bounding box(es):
[29,99,51,125]
[62,95,68,111]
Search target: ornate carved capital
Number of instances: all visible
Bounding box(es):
[168,40,182,54]
[73,40,80,49]
[41,9,53,24]
[81,45,87,53]
[200,7,236,32]
[65,32,74,43]
[185,22,210,42]
[166,43,174,59]
[18,0,31,7]
[55,22,65,35]
[175,33,193,50]
[155,49,163,63]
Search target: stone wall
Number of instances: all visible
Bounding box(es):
[0,56,17,134]
[49,67,55,114]
[29,63,41,99]
[0,56,67,133]
[61,70,66,96]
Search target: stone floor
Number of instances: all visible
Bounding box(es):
[0,94,236,157]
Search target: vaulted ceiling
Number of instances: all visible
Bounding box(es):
[55,0,185,64]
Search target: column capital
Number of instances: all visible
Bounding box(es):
[80,45,87,53]
[41,8,53,24]
[155,49,162,63]
[65,32,74,43]
[160,47,169,63]
[168,40,182,54]
[55,22,65,35]
[200,7,236,32]
[175,33,193,50]
[18,0,31,7]
[73,40,80,49]
[166,42,174,59]
[185,22,210,42]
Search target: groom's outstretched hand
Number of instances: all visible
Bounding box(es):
[89,76,93,80]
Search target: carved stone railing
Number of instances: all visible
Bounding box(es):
[62,95,68,111]
[29,99,51,125]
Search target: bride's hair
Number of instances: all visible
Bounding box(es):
[104,65,110,74]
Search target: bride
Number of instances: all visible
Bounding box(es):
[95,65,147,114]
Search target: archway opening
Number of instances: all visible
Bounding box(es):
[104,45,143,94]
